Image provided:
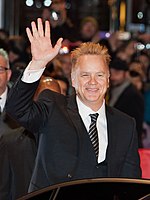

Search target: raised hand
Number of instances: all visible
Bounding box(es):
[26,18,63,69]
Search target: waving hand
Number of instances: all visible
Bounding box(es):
[26,18,63,69]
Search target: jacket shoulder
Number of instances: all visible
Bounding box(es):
[106,105,135,122]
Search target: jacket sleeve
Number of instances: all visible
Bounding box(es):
[5,78,47,133]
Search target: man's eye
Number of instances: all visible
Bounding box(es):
[81,74,89,77]
[97,74,105,78]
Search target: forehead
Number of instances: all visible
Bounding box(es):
[76,55,108,72]
[83,21,96,28]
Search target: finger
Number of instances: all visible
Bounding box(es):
[31,21,39,38]
[26,27,33,43]
[45,20,51,39]
[54,37,63,52]
[37,18,44,37]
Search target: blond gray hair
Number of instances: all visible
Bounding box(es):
[71,42,111,73]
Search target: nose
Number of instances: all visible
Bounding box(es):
[89,75,97,84]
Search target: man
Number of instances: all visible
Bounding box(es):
[0,49,34,199]
[0,48,19,136]
[0,48,35,200]
[6,18,141,193]
[108,58,144,148]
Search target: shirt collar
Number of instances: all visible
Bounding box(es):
[0,87,8,111]
[76,96,106,121]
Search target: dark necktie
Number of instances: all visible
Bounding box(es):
[89,113,99,159]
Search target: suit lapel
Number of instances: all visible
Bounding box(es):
[66,94,88,154]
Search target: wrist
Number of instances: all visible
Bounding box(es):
[29,60,47,70]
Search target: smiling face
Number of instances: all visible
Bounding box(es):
[71,55,110,111]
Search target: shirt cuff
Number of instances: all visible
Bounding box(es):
[21,62,45,83]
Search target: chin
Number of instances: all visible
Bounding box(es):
[86,96,99,102]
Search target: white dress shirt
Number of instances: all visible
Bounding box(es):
[77,97,108,163]
[0,87,8,112]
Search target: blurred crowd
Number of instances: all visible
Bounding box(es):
[1,0,150,145]
[0,0,150,198]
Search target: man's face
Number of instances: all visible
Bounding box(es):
[110,68,126,87]
[0,55,11,94]
[71,55,109,110]
[138,55,150,70]
[81,22,97,40]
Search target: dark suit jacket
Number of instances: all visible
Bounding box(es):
[0,116,37,200]
[6,79,141,192]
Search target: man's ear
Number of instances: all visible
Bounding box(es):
[71,78,75,88]
[71,73,75,88]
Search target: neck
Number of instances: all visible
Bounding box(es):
[88,103,103,112]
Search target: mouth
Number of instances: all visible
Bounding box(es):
[86,88,98,92]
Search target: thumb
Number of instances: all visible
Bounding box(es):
[54,38,63,53]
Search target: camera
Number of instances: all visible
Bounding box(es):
[50,9,60,21]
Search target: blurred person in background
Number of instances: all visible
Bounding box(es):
[99,31,124,60]
[0,48,12,115]
[136,52,150,144]
[43,56,64,78]
[0,29,9,42]
[136,51,150,83]
[44,52,74,94]
[57,52,71,81]
[8,35,30,83]
[57,52,74,94]
[78,16,100,43]
[108,58,144,148]
[115,38,141,64]
[0,29,9,52]
[128,60,145,92]
[41,0,79,46]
